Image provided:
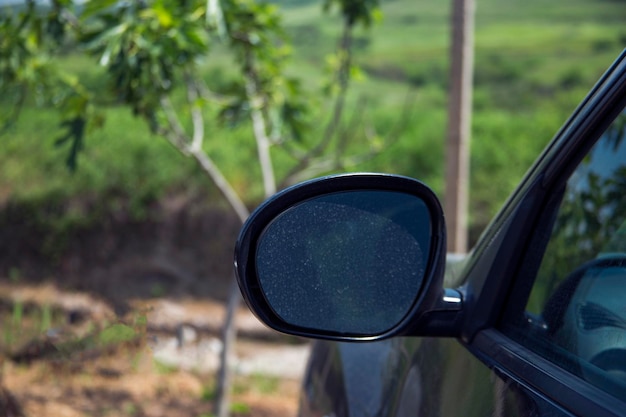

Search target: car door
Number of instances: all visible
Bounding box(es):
[456,49,626,417]
[234,49,626,417]
[298,50,626,417]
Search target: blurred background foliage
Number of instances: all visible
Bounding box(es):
[0,0,625,246]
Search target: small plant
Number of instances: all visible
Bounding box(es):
[40,304,52,334]
[250,373,279,395]
[149,283,166,298]
[232,373,280,396]
[229,402,251,415]
[123,402,139,416]
[3,299,24,349]
[232,379,248,396]
[11,299,23,328]
[2,300,67,353]
[98,323,137,346]
[153,359,178,375]
[8,267,21,283]
[200,383,217,402]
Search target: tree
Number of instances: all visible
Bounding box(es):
[0,0,388,415]
[445,0,475,254]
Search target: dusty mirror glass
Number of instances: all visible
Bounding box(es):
[255,190,432,335]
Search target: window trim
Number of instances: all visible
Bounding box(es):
[458,51,626,344]
[498,104,626,396]
[483,55,626,410]
[499,184,565,325]
[451,50,626,414]
[471,329,625,417]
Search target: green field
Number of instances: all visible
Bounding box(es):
[1,0,625,243]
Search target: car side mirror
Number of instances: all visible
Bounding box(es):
[234,174,461,341]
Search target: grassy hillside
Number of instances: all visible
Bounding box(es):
[276,0,626,236]
[1,0,625,244]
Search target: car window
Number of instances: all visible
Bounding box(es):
[504,107,626,398]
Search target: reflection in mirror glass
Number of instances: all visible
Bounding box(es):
[256,191,432,335]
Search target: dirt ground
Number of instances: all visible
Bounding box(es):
[0,282,307,417]
[3,360,302,417]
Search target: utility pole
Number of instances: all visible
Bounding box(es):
[445,0,475,254]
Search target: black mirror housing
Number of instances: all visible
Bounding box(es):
[234,173,450,341]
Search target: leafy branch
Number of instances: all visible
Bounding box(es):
[0,0,402,416]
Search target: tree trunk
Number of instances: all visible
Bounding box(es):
[445,0,475,254]
[189,149,249,417]
[215,278,242,417]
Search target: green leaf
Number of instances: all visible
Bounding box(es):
[81,0,121,19]
[98,323,137,346]
[54,117,86,171]
[152,4,175,28]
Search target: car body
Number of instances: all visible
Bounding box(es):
[234,48,626,417]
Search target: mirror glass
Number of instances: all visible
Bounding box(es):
[256,190,432,335]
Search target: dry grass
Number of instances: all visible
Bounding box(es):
[0,284,301,417]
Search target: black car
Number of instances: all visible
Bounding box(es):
[234,49,626,417]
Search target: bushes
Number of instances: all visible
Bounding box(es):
[1,0,625,246]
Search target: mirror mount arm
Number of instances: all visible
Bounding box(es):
[405,288,465,337]
[436,288,463,311]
